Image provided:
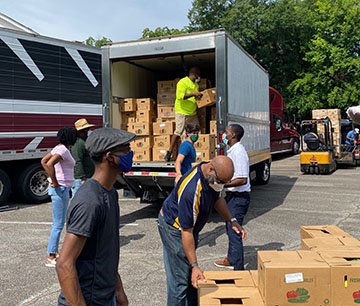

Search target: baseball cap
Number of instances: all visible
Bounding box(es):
[74,118,95,131]
[85,127,136,155]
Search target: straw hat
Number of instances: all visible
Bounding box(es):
[74,118,95,131]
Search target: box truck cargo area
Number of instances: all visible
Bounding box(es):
[102,30,271,201]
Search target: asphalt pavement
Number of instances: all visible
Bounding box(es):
[1,154,360,306]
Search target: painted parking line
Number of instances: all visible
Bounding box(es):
[0,221,139,226]
[16,283,59,306]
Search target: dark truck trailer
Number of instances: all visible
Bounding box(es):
[102,30,271,200]
[0,28,102,204]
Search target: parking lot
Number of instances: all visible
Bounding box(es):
[1,154,360,306]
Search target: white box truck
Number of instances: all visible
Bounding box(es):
[102,30,271,200]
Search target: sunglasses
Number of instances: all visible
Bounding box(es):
[210,163,229,184]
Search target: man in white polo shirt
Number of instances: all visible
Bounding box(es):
[214,124,250,270]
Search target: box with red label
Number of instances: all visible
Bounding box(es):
[153,122,175,135]
[136,110,155,123]
[319,250,360,306]
[153,148,177,161]
[158,106,175,119]
[258,250,331,306]
[195,134,216,150]
[128,123,152,136]
[197,88,216,109]
[116,98,137,112]
[133,148,152,162]
[157,80,176,93]
[153,135,171,149]
[157,93,176,106]
[196,149,215,162]
[136,98,155,111]
[131,136,153,150]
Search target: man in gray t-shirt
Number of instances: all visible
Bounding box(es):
[56,128,135,306]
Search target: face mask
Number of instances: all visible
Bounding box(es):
[222,133,228,145]
[209,182,225,192]
[195,77,201,83]
[114,151,133,172]
[190,133,199,142]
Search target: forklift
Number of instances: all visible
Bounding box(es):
[300,117,360,174]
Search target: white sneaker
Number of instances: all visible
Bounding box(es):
[45,257,56,267]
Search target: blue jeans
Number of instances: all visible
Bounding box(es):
[225,192,250,270]
[157,212,198,306]
[71,179,82,197]
[108,295,116,306]
[47,186,70,254]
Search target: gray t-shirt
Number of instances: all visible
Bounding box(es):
[58,179,119,306]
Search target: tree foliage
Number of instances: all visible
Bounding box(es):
[141,27,189,39]
[84,36,112,48]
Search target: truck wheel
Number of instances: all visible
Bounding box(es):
[292,139,300,155]
[17,163,49,203]
[0,169,11,205]
[255,161,271,185]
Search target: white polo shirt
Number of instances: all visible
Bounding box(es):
[226,141,251,193]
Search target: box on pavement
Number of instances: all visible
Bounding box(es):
[136,98,155,111]
[157,106,175,119]
[200,271,256,288]
[133,148,152,162]
[131,136,153,150]
[128,122,152,136]
[157,80,176,93]
[302,237,360,251]
[153,121,175,135]
[153,135,171,149]
[258,250,331,306]
[196,149,215,162]
[198,286,264,306]
[136,110,155,123]
[157,93,176,106]
[249,270,258,288]
[319,250,360,306]
[153,148,177,161]
[197,88,216,109]
[300,225,354,240]
[195,134,216,150]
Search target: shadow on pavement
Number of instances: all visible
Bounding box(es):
[120,202,161,229]
[244,242,285,269]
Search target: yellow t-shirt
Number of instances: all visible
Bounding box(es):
[174,76,199,116]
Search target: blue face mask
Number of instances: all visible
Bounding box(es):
[113,151,133,172]
[222,133,228,145]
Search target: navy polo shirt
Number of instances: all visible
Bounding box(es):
[162,163,219,235]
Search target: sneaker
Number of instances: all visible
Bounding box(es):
[45,257,57,267]
[164,151,172,162]
[214,257,234,269]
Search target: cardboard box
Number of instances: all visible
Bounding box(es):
[258,250,331,306]
[153,121,175,135]
[249,270,258,288]
[300,225,354,240]
[200,271,256,288]
[136,110,155,123]
[196,149,215,162]
[318,250,360,306]
[210,120,217,135]
[133,148,152,162]
[117,98,137,112]
[128,123,152,136]
[198,287,264,306]
[302,237,360,251]
[153,135,171,149]
[136,98,155,111]
[197,88,216,109]
[157,93,176,106]
[195,134,216,150]
[157,106,175,119]
[131,136,153,150]
[121,112,136,124]
[157,80,176,93]
[153,148,177,161]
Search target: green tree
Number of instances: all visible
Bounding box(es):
[288,0,360,118]
[84,36,112,48]
[141,27,189,39]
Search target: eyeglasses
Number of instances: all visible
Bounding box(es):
[210,163,228,184]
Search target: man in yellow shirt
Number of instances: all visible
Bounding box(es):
[164,67,203,162]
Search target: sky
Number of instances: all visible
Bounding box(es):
[0,0,193,42]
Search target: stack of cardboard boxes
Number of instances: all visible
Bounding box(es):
[198,225,360,306]
[112,79,218,163]
[312,108,342,157]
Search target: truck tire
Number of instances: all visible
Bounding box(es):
[255,161,271,185]
[17,163,49,203]
[0,169,11,205]
[292,139,300,155]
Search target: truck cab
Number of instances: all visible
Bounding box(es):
[269,87,300,155]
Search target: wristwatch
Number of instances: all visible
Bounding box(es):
[230,217,238,223]
[190,262,198,268]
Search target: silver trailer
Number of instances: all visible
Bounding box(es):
[102,30,271,200]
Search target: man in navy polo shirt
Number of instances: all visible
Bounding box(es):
[158,155,247,306]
